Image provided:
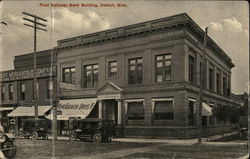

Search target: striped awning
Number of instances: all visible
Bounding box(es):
[8,106,52,117]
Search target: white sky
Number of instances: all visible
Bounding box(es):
[0,0,249,94]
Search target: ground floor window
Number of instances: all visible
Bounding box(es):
[154,100,174,120]
[188,101,195,125]
[127,102,144,120]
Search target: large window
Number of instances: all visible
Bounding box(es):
[1,85,5,101]
[83,64,98,88]
[108,61,117,78]
[189,55,195,83]
[20,83,25,100]
[128,58,143,84]
[222,75,227,95]
[62,67,75,84]
[155,54,171,83]
[208,67,214,91]
[188,101,195,125]
[154,100,174,120]
[216,73,221,94]
[47,80,53,99]
[9,84,13,100]
[127,102,144,120]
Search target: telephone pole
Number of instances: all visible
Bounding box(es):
[198,27,208,143]
[22,12,47,124]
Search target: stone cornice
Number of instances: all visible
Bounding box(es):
[56,13,234,68]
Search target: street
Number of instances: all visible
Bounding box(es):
[13,138,247,159]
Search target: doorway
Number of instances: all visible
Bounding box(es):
[103,99,118,125]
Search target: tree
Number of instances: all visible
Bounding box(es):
[212,104,240,124]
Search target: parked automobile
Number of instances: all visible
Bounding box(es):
[70,118,115,143]
[0,131,16,159]
[13,118,50,140]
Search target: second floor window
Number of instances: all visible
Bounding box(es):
[62,67,75,84]
[20,83,25,100]
[189,55,195,83]
[128,58,143,84]
[156,54,171,83]
[83,64,98,88]
[222,76,227,95]
[1,85,5,101]
[208,67,214,91]
[47,80,53,99]
[216,73,221,94]
[9,84,13,100]
[108,61,117,78]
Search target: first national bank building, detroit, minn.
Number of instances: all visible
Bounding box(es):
[56,13,234,138]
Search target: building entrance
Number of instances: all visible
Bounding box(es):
[103,100,118,125]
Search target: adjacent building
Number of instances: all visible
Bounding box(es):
[0,49,57,131]
[55,13,235,138]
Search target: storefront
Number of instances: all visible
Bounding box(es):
[8,106,52,130]
[46,98,97,135]
[0,107,15,132]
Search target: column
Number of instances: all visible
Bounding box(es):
[117,99,122,125]
[98,100,103,119]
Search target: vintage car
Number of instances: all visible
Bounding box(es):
[70,118,115,143]
[0,132,16,159]
[13,118,50,140]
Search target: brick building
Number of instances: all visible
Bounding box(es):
[0,49,56,131]
[55,13,235,138]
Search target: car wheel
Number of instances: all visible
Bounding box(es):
[24,136,30,139]
[13,131,18,138]
[80,138,87,142]
[31,132,38,140]
[92,133,102,143]
[108,136,112,142]
[1,140,16,159]
[70,133,77,141]
[42,134,48,140]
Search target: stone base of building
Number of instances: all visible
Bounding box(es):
[123,125,234,139]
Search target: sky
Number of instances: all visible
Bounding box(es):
[0,0,249,94]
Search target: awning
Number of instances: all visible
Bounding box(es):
[8,106,52,117]
[0,107,15,111]
[202,102,212,116]
[46,98,97,120]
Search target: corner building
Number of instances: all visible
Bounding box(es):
[56,13,234,138]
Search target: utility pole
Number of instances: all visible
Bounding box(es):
[22,12,47,125]
[198,27,208,144]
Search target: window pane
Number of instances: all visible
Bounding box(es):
[64,68,70,73]
[165,54,171,60]
[86,65,92,70]
[71,68,76,72]
[165,73,171,81]
[137,64,142,70]
[129,65,135,71]
[21,84,25,92]
[156,75,163,82]
[129,59,136,64]
[110,61,117,67]
[157,62,162,68]
[156,56,163,61]
[111,67,117,72]
[165,61,171,67]
[137,58,143,63]
[93,64,98,69]
[9,85,13,92]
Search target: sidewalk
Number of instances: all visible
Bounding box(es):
[53,131,245,146]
